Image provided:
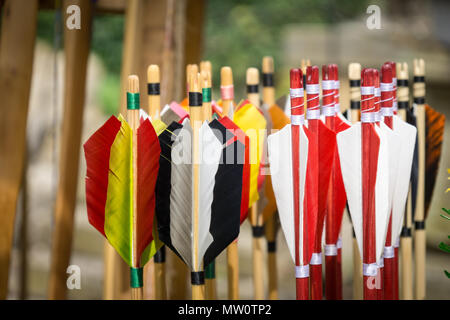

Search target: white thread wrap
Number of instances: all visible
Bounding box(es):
[380,82,393,92]
[291,114,304,126]
[322,106,335,117]
[306,84,320,94]
[306,109,320,119]
[384,246,395,259]
[334,103,340,113]
[363,263,378,277]
[310,253,322,265]
[324,244,337,256]
[322,80,334,90]
[377,258,384,268]
[333,80,340,89]
[374,88,381,97]
[336,238,342,249]
[361,112,377,123]
[290,88,304,98]
[361,86,374,95]
[295,265,310,278]
[375,112,382,122]
[380,107,394,116]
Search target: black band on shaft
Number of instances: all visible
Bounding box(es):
[401,227,412,237]
[303,75,307,90]
[350,80,361,87]
[189,92,202,107]
[191,271,205,285]
[413,76,425,83]
[147,83,160,95]
[350,101,360,110]
[267,241,276,252]
[398,101,409,109]
[247,84,259,93]
[252,226,264,238]
[262,73,274,87]
[154,246,166,263]
[414,97,425,104]
[397,79,408,87]
[415,221,425,230]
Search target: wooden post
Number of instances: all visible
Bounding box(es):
[48,0,93,300]
[0,0,38,300]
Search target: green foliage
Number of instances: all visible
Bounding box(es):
[99,73,121,115]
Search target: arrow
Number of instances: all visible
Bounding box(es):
[396,63,415,300]
[413,58,445,299]
[347,62,364,300]
[382,62,417,300]
[305,65,335,300]
[145,65,167,300]
[84,75,161,300]
[269,68,316,299]
[234,67,267,300]
[158,72,242,300]
[337,69,390,300]
[261,56,285,300]
[220,66,251,300]
[322,64,350,299]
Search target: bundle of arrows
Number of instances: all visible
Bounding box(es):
[83,57,444,300]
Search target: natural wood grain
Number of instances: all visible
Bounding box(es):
[47,0,92,300]
[0,0,38,300]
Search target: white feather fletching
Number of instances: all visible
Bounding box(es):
[268,124,308,263]
[337,124,363,257]
[169,120,221,271]
[196,121,221,270]
[391,116,417,244]
[337,123,390,261]
[374,124,390,261]
[380,122,401,221]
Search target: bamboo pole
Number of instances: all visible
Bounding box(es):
[0,0,38,300]
[48,0,93,300]
[413,58,426,300]
[348,62,363,300]
[262,56,278,300]
[246,67,265,300]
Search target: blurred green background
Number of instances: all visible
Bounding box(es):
[35,0,377,113]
